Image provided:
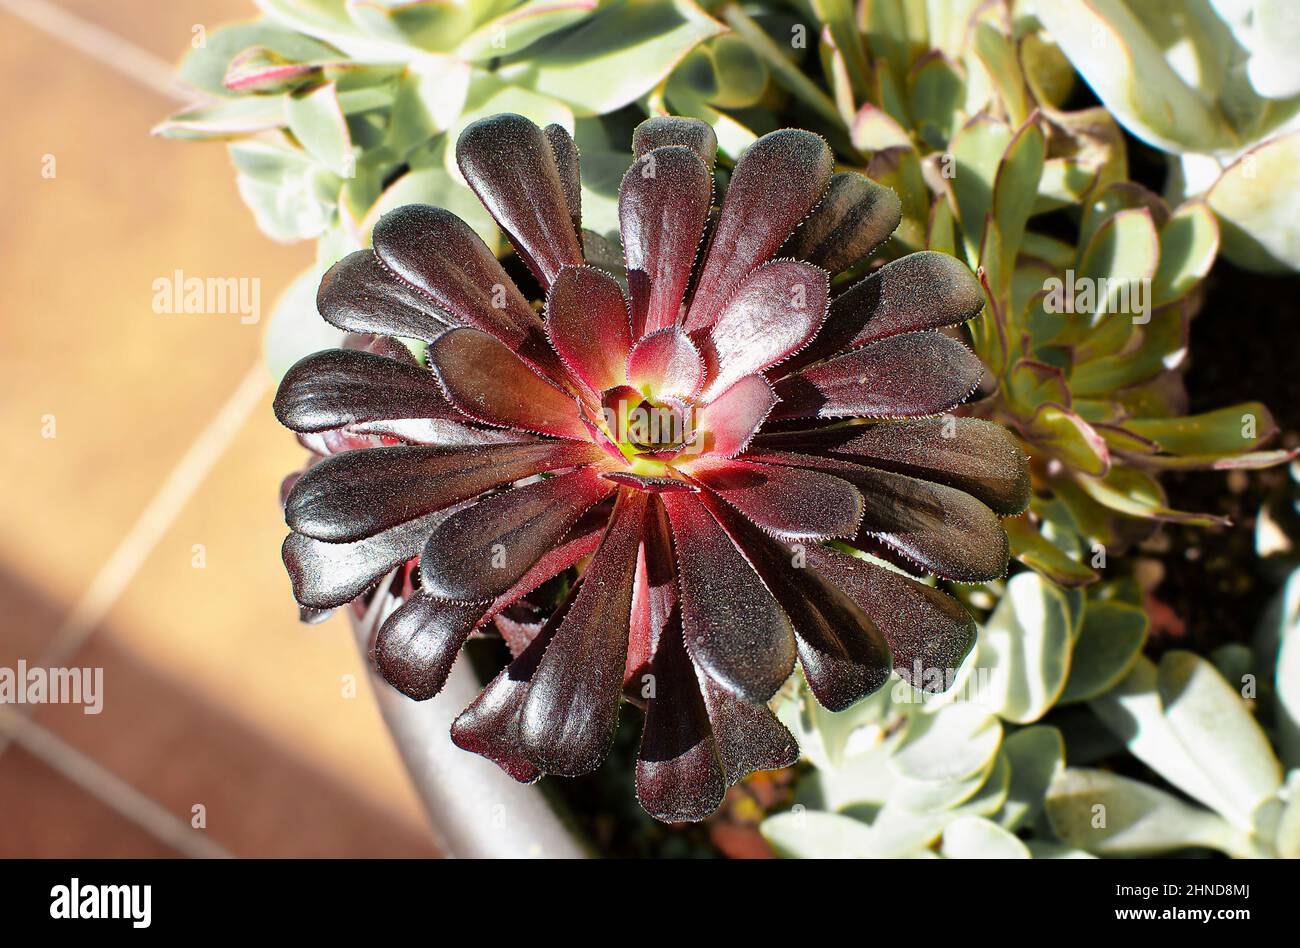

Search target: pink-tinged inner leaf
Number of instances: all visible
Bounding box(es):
[519,492,647,776]
[684,129,833,333]
[620,146,713,337]
[455,113,583,289]
[546,265,632,395]
[662,491,796,702]
[698,258,829,400]
[626,327,705,397]
[419,467,613,601]
[427,327,589,440]
[694,374,777,457]
[771,331,983,420]
[286,440,605,542]
[681,455,864,540]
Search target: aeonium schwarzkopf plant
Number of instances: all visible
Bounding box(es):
[272,112,1029,822]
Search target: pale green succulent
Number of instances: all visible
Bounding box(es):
[155,0,724,373]
[762,566,1300,858]
[689,1,1295,585]
[1029,0,1300,272]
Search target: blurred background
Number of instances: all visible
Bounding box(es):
[0,0,442,857]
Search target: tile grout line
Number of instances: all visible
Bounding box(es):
[0,706,235,858]
[0,0,193,103]
[0,0,267,854]
[0,360,270,763]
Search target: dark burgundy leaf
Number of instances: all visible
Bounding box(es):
[544,122,582,238]
[545,265,632,394]
[348,417,535,448]
[375,593,486,701]
[419,467,614,601]
[317,250,456,341]
[696,672,799,784]
[620,146,712,337]
[455,112,584,288]
[636,612,726,822]
[682,455,864,539]
[788,251,985,371]
[750,451,1009,582]
[286,440,604,542]
[519,492,648,775]
[820,417,1030,516]
[370,204,541,352]
[282,508,447,610]
[704,497,891,712]
[632,115,718,170]
[783,171,902,276]
[662,492,796,702]
[274,348,459,433]
[427,327,588,439]
[804,544,977,692]
[451,590,576,784]
[684,130,833,333]
[771,331,983,420]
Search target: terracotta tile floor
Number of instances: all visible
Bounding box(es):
[0,0,440,857]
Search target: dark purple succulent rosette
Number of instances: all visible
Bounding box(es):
[273,112,1030,823]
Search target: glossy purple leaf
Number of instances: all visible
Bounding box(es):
[696,672,798,784]
[803,544,976,692]
[546,265,632,394]
[544,122,582,238]
[771,331,983,420]
[370,204,540,350]
[662,491,796,702]
[375,593,486,701]
[455,113,583,288]
[694,374,776,457]
[451,592,573,784]
[699,258,829,400]
[625,327,704,397]
[317,249,456,342]
[419,467,614,601]
[684,130,833,333]
[682,455,864,540]
[789,251,985,371]
[274,348,460,433]
[632,115,718,170]
[752,451,1009,582]
[520,492,647,775]
[704,497,891,711]
[620,146,712,337]
[282,508,448,610]
[827,417,1029,516]
[427,327,588,439]
[348,417,535,448]
[783,171,902,276]
[286,441,604,542]
[636,613,726,822]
